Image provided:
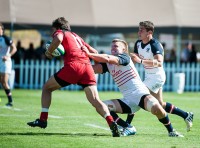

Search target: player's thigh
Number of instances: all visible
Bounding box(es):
[43,75,62,91]
[0,73,9,83]
[149,88,165,105]
[144,73,165,93]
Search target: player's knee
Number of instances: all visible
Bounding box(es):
[103,100,116,112]
[146,97,159,113]
[151,103,164,116]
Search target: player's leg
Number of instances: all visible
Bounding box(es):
[0,72,13,106]
[103,99,137,136]
[142,95,183,137]
[27,75,63,128]
[84,85,120,137]
[151,88,193,132]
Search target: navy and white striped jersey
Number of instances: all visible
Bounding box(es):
[101,53,148,94]
[134,38,164,73]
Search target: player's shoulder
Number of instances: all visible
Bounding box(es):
[2,35,12,45]
[150,38,161,45]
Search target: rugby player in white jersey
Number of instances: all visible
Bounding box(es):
[82,39,183,137]
[129,21,193,132]
[0,23,17,107]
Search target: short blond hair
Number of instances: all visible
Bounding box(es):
[112,39,129,54]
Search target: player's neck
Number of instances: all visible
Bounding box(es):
[142,37,152,44]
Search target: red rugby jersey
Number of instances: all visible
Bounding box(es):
[53,30,91,65]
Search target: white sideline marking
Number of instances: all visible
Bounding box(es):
[85,123,110,131]
[1,106,22,111]
[49,115,63,119]
[0,114,29,117]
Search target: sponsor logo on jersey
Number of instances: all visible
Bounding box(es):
[146,48,150,53]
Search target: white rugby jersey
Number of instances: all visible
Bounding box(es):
[102,54,148,95]
[0,35,12,58]
[134,38,164,74]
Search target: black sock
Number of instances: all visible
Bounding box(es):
[159,115,173,133]
[126,113,135,124]
[165,102,188,119]
[110,111,129,127]
[5,89,13,103]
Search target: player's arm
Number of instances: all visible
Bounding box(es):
[9,42,17,57]
[82,46,119,65]
[84,43,98,54]
[45,33,63,59]
[130,53,163,67]
[2,38,17,61]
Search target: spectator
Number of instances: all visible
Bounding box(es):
[12,40,25,64]
[35,40,46,60]
[188,44,197,63]
[169,48,176,63]
[24,42,35,60]
[181,42,191,63]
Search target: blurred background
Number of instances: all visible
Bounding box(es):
[1,0,200,92]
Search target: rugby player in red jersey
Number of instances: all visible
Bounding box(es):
[27,17,120,137]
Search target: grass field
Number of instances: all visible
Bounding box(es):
[0,89,200,148]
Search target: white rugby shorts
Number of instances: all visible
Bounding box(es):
[120,87,150,113]
[0,59,12,74]
[143,72,166,93]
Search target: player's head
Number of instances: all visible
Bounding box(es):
[52,17,71,31]
[139,21,154,32]
[0,22,4,35]
[111,39,129,55]
[138,21,154,41]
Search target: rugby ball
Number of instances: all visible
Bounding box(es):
[46,40,65,57]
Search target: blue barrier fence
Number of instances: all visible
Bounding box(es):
[13,60,200,92]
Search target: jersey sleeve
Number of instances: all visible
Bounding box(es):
[52,30,64,38]
[3,35,13,46]
[151,40,164,56]
[133,40,140,54]
[117,53,130,66]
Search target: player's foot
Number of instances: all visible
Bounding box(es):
[5,102,13,107]
[27,119,47,129]
[117,125,124,133]
[184,112,193,132]
[121,125,136,136]
[168,130,184,137]
[110,122,120,137]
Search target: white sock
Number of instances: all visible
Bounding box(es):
[42,108,49,112]
[104,113,111,118]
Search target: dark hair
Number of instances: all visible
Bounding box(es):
[139,21,154,32]
[52,17,71,31]
[0,22,4,30]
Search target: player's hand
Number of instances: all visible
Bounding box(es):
[130,53,141,63]
[2,55,10,61]
[45,50,54,59]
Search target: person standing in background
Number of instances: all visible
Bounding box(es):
[0,23,17,106]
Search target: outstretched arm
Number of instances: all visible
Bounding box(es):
[82,46,120,65]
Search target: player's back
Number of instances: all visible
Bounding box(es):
[54,30,90,65]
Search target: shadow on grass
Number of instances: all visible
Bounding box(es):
[0,132,109,137]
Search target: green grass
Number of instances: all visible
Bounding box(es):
[0,89,200,148]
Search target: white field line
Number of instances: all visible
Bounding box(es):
[1,106,22,111]
[85,123,110,131]
[48,115,63,119]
